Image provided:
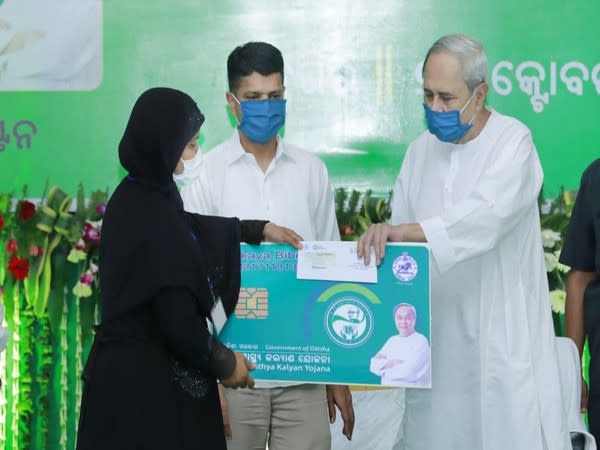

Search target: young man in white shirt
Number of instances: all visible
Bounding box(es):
[181,41,354,450]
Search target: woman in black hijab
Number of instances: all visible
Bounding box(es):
[76,87,301,450]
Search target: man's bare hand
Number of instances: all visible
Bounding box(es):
[263,222,303,250]
[326,385,355,441]
[357,223,393,266]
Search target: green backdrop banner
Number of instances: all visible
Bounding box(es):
[1,0,599,196]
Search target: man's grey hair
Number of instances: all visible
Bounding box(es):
[394,303,417,319]
[423,34,487,93]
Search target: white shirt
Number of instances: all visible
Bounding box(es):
[370,332,430,387]
[182,130,339,242]
[181,129,340,388]
[393,110,570,450]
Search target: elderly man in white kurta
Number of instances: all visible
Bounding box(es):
[358,34,570,450]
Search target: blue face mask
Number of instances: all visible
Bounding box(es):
[423,87,478,143]
[231,95,286,144]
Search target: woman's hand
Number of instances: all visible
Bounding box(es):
[263,222,303,249]
[220,352,255,389]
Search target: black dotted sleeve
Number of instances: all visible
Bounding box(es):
[240,220,269,245]
[152,286,236,380]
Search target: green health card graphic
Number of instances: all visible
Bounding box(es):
[219,243,431,388]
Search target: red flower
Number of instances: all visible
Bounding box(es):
[6,237,18,253]
[29,244,44,257]
[82,222,101,247]
[341,226,354,236]
[19,200,36,220]
[8,255,29,280]
[0,215,4,230]
[80,271,95,286]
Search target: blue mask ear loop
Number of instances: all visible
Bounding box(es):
[229,93,242,125]
[460,86,480,126]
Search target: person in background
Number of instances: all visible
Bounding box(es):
[181,41,355,449]
[559,159,600,442]
[357,34,570,450]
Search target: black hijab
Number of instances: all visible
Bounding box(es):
[119,87,205,206]
[99,87,212,321]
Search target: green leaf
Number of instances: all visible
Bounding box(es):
[35,234,63,317]
[46,248,68,334]
[24,268,40,308]
[76,183,85,217]
[348,190,361,213]
[2,277,16,326]
[356,215,371,234]
[0,193,11,213]
[79,296,97,346]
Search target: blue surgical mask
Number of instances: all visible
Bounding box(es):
[231,94,286,144]
[424,87,478,143]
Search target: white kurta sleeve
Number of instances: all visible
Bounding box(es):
[419,131,542,274]
[311,160,341,241]
[370,337,394,375]
[391,147,415,225]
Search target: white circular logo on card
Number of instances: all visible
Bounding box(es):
[325,298,374,348]
[392,252,418,282]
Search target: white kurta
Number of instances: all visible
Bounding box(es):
[370,332,430,387]
[392,110,570,450]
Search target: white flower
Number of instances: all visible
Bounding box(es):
[67,248,87,263]
[541,229,561,249]
[544,252,558,273]
[553,249,571,273]
[549,289,566,315]
[72,281,92,298]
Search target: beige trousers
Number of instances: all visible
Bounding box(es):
[224,384,331,450]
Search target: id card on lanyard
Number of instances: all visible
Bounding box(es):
[206,276,227,335]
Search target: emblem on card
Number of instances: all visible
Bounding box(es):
[325,298,374,348]
[392,252,418,282]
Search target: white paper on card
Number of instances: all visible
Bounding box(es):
[296,241,377,283]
